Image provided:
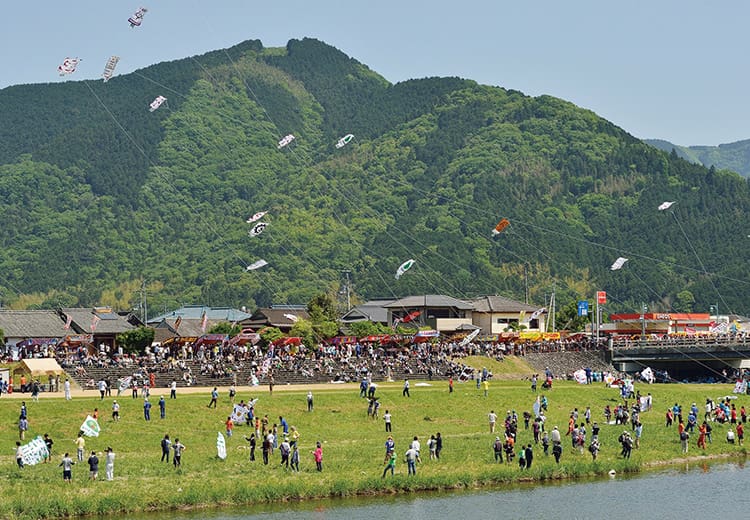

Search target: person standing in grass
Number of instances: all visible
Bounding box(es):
[64,378,71,400]
[161,434,171,463]
[279,437,291,468]
[245,433,256,461]
[60,452,74,482]
[112,400,120,422]
[143,398,152,421]
[737,422,744,445]
[405,445,418,475]
[159,396,166,419]
[208,387,218,408]
[435,432,443,459]
[262,433,271,465]
[105,447,115,481]
[87,450,99,480]
[170,380,177,399]
[18,415,28,441]
[75,432,85,462]
[290,444,300,472]
[15,441,24,469]
[382,449,396,478]
[225,416,234,438]
[312,441,323,471]
[488,410,497,433]
[307,391,314,411]
[172,438,185,467]
[384,410,392,432]
[403,379,410,397]
[43,434,53,463]
[493,436,503,463]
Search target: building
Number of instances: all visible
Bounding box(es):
[467,295,547,334]
[603,312,713,336]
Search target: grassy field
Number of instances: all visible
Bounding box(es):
[0,373,747,519]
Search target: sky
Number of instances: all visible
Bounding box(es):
[2,0,748,145]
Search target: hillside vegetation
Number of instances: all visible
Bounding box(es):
[1,38,750,318]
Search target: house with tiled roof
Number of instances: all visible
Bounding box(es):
[59,307,141,350]
[383,295,475,332]
[0,310,71,350]
[239,306,310,332]
[467,295,547,333]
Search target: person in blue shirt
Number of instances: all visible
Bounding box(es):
[143,398,152,421]
[279,416,289,435]
[159,396,166,419]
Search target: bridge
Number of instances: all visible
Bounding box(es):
[608,336,750,379]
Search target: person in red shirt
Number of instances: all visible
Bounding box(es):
[737,422,744,446]
[225,417,234,438]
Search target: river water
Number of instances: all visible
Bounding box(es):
[139,461,750,520]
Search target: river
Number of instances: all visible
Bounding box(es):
[138,460,750,520]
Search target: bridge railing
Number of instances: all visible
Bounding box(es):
[611,334,750,350]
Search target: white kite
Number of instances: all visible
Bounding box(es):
[459,328,480,346]
[102,56,120,82]
[149,96,167,112]
[217,432,227,460]
[58,57,80,76]
[395,259,415,280]
[80,415,101,437]
[246,259,269,271]
[248,222,268,237]
[19,436,50,466]
[277,134,295,149]
[246,211,267,224]
[335,134,354,149]
[658,201,676,211]
[128,7,148,28]
[283,313,299,323]
[610,257,628,271]
[230,404,248,425]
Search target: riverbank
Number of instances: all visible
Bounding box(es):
[1,378,746,519]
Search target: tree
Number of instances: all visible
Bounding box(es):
[555,300,591,332]
[346,321,390,337]
[259,327,284,348]
[116,327,155,354]
[209,321,241,336]
[674,290,695,312]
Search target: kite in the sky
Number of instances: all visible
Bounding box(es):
[658,201,676,211]
[530,308,546,320]
[395,259,415,280]
[277,134,295,149]
[460,328,480,347]
[335,134,354,149]
[128,7,148,28]
[248,222,268,237]
[58,57,80,76]
[492,218,510,235]
[149,95,167,112]
[610,257,628,271]
[246,211,267,224]
[102,56,120,82]
[246,259,268,271]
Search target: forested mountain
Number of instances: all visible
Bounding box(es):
[646,138,750,178]
[2,38,749,317]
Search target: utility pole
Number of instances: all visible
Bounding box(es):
[524,264,529,304]
[140,279,148,323]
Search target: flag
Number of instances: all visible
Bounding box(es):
[64,314,72,330]
[174,316,182,330]
[217,432,227,460]
[200,311,208,333]
[91,315,101,332]
[80,416,100,437]
[19,436,50,466]
[519,311,527,322]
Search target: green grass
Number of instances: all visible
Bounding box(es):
[1,375,747,518]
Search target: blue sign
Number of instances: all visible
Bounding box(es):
[577,300,589,317]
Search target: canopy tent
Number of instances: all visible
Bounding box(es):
[13,358,65,377]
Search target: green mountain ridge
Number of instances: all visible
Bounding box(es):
[645,138,750,178]
[2,37,749,318]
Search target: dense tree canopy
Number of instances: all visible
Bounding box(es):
[1,38,749,318]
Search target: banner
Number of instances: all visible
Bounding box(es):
[217,432,227,460]
[80,415,101,437]
[20,436,49,466]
